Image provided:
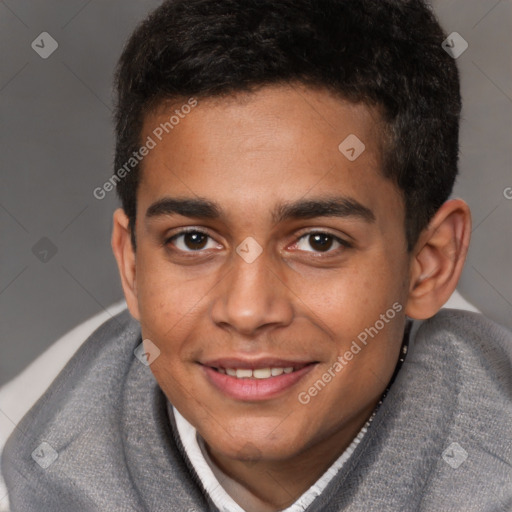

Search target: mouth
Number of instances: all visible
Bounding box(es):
[200,358,318,401]
[210,364,307,379]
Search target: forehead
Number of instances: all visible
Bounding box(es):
[137,84,402,229]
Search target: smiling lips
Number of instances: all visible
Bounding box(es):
[201,358,317,401]
[221,367,296,379]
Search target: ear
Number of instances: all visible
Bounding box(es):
[111,208,140,320]
[405,199,471,319]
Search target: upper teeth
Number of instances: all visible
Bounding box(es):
[220,367,295,379]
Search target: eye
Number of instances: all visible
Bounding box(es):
[167,230,221,252]
[295,232,349,253]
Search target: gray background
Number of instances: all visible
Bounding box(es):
[0,0,511,386]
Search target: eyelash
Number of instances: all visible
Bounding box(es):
[164,228,353,255]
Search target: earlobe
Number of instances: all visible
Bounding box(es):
[111,208,140,320]
[405,199,471,319]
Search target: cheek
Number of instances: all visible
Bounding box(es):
[134,250,199,342]
[294,259,403,341]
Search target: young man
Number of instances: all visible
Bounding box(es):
[3,0,511,510]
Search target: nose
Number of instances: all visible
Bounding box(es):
[210,246,294,336]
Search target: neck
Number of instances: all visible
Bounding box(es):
[205,399,378,510]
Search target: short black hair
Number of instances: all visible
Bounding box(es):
[114,0,461,251]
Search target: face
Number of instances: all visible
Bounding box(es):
[126,84,411,464]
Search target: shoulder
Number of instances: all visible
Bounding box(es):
[414,308,512,389]
[341,310,512,509]
[1,309,141,488]
[409,309,512,506]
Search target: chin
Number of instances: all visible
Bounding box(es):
[204,425,307,463]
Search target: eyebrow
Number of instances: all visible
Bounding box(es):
[145,196,375,224]
[272,197,375,224]
[146,198,221,219]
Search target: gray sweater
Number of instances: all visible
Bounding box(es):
[2,309,512,511]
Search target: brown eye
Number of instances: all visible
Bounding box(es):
[168,230,219,252]
[183,232,208,250]
[295,232,350,253]
[308,233,334,252]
